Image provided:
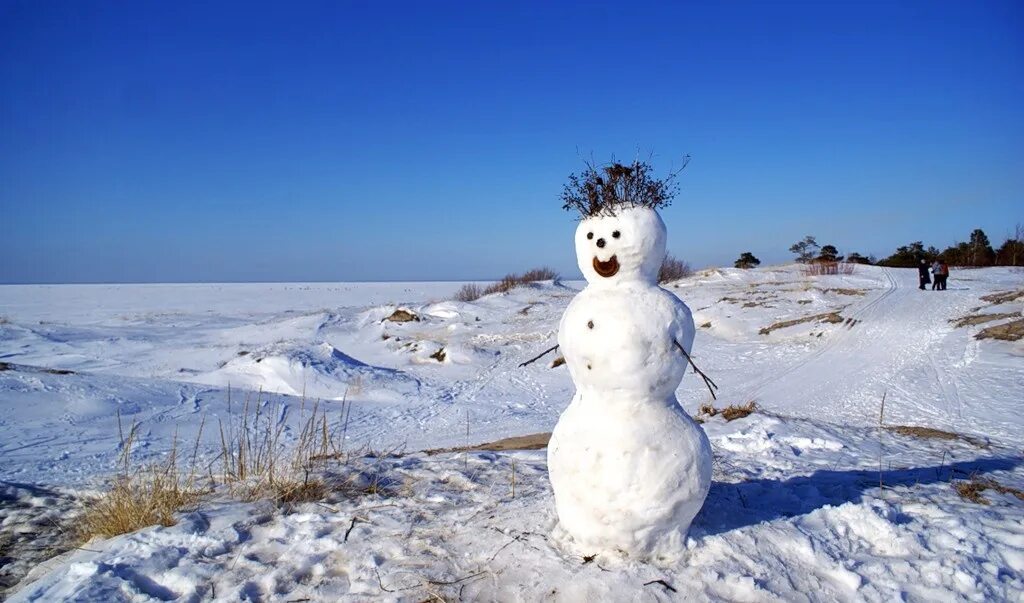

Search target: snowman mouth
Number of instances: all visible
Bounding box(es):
[593,255,620,278]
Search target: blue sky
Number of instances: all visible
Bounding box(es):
[1,1,1021,283]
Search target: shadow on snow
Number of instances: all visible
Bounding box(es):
[693,455,1023,536]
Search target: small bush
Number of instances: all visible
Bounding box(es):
[483,274,520,296]
[454,284,483,302]
[520,267,558,282]
[477,268,561,297]
[658,254,692,284]
[734,252,761,269]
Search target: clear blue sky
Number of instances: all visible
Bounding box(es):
[1,0,1021,283]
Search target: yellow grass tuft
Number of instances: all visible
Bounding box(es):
[76,417,205,542]
[886,425,986,447]
[698,401,757,422]
[954,476,1024,505]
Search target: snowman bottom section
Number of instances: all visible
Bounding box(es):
[547,391,712,559]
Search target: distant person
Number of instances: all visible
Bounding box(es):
[931,260,942,290]
[936,260,949,290]
[917,259,931,290]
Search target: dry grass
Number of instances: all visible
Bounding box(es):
[69,389,412,547]
[214,393,345,502]
[801,261,856,276]
[820,288,866,296]
[472,267,560,298]
[425,432,551,454]
[885,425,985,447]
[979,289,1024,305]
[950,312,1019,329]
[954,476,1024,505]
[76,418,206,541]
[975,318,1024,341]
[698,401,757,422]
[720,401,758,421]
[77,465,201,540]
[759,312,844,335]
[213,391,409,502]
[385,309,419,323]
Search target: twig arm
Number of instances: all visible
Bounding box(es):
[519,344,559,368]
[674,340,719,400]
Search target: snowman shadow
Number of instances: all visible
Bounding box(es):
[691,455,1023,536]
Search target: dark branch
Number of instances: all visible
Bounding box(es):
[519,344,559,367]
[674,340,719,400]
[644,579,678,593]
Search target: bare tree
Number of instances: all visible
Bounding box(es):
[789,235,819,263]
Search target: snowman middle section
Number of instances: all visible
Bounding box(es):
[547,282,712,558]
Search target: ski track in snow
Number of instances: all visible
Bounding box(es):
[1,266,1022,601]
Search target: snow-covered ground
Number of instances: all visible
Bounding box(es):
[1,265,1022,600]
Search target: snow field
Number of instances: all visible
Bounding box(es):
[1,264,1022,600]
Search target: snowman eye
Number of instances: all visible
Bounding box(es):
[586,232,594,240]
[612,231,621,239]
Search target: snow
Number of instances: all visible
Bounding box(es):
[550,206,712,558]
[1,264,1022,600]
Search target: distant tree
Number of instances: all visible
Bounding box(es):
[997,239,1024,266]
[967,228,996,266]
[845,252,874,265]
[941,241,969,266]
[658,254,692,283]
[996,223,1024,266]
[789,235,819,263]
[878,241,929,267]
[818,244,841,262]
[734,252,761,269]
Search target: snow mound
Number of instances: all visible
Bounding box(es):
[196,342,418,402]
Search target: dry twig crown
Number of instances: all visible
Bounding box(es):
[560,158,688,217]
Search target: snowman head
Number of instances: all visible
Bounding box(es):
[575,205,666,286]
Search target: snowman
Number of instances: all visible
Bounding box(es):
[547,189,713,559]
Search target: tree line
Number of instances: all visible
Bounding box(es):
[729,226,1024,270]
[875,225,1023,268]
